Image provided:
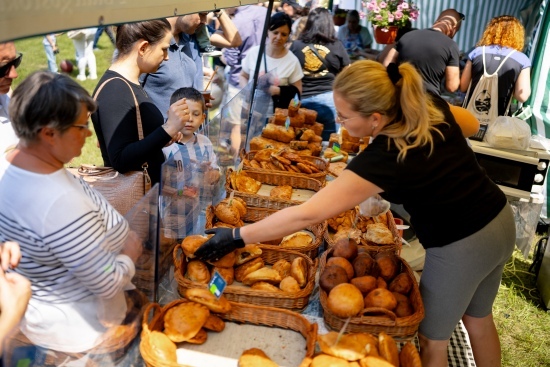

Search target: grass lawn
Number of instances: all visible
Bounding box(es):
[12,33,550,367]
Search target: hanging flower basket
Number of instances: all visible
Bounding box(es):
[373,25,399,44]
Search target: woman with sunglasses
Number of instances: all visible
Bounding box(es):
[196,61,514,367]
[0,42,23,154]
[0,71,143,356]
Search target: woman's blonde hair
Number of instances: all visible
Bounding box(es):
[477,15,525,51]
[333,60,446,162]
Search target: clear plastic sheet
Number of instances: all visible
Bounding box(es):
[509,198,544,258]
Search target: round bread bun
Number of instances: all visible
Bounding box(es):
[186,260,210,284]
[375,252,399,281]
[332,239,359,260]
[214,201,241,225]
[327,283,364,318]
[394,299,414,317]
[181,235,209,258]
[326,256,354,280]
[391,292,409,303]
[364,288,397,311]
[279,276,301,293]
[234,257,265,283]
[182,288,232,314]
[163,302,210,342]
[319,266,348,293]
[388,272,413,295]
[352,253,376,278]
[376,277,388,289]
[350,275,377,295]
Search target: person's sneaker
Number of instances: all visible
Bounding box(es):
[76,75,86,81]
[200,45,222,57]
[88,74,98,80]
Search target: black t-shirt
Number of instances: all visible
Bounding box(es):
[346,94,507,248]
[91,70,172,184]
[290,39,350,98]
[396,29,460,95]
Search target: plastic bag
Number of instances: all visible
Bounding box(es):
[358,194,391,217]
[485,115,531,150]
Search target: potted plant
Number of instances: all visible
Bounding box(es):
[365,0,419,44]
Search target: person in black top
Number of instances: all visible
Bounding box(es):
[195,60,515,367]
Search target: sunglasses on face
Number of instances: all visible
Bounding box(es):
[0,53,23,77]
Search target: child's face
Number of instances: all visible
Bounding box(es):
[181,99,205,138]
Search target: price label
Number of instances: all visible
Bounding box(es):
[285,117,291,130]
[208,270,228,299]
[332,143,341,153]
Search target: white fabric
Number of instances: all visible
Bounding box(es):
[71,28,97,79]
[241,45,304,86]
[0,94,18,154]
[0,159,134,352]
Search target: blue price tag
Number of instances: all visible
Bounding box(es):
[332,143,341,153]
[285,116,291,130]
[208,270,228,299]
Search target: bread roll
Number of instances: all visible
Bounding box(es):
[320,266,349,293]
[181,235,209,258]
[235,244,263,266]
[163,302,210,342]
[203,314,225,332]
[186,328,208,344]
[279,276,301,293]
[242,267,282,286]
[375,253,399,281]
[186,260,210,284]
[364,223,395,245]
[399,342,422,367]
[326,257,354,280]
[212,266,234,285]
[327,283,364,318]
[208,250,236,268]
[317,331,367,361]
[249,136,287,151]
[358,356,394,367]
[251,281,283,292]
[272,259,291,278]
[182,288,232,314]
[333,240,359,260]
[239,348,279,367]
[378,332,399,367]
[262,123,296,143]
[364,288,397,311]
[311,354,350,367]
[149,330,177,363]
[235,257,265,282]
[290,257,308,287]
[350,276,377,295]
[280,231,313,248]
[388,273,413,295]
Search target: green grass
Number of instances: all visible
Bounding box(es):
[12,32,550,367]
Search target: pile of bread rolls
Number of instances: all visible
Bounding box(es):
[181,235,310,294]
[145,289,232,363]
[211,197,248,228]
[327,208,398,247]
[242,148,324,175]
[227,169,295,201]
[321,242,415,319]
[327,127,369,154]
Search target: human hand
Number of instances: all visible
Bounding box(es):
[194,228,245,262]
[165,132,184,147]
[0,242,21,271]
[165,98,189,136]
[120,230,143,263]
[0,269,32,327]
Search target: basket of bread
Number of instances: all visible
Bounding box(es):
[318,245,424,340]
[241,148,329,183]
[325,207,402,254]
[225,168,324,210]
[300,330,421,367]
[205,199,327,259]
[173,231,318,309]
[140,290,317,366]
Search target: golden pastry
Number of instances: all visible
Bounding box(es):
[163,302,210,342]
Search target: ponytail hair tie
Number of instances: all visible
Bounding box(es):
[387,63,402,85]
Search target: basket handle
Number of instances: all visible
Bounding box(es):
[359,307,397,324]
[142,302,162,327]
[305,321,318,357]
[173,242,184,272]
[309,258,319,280]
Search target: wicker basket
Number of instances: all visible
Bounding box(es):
[140,299,318,367]
[319,247,424,340]
[324,209,402,255]
[241,150,329,183]
[174,243,318,310]
[205,205,327,259]
[225,168,324,210]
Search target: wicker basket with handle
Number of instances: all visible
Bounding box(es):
[205,204,327,259]
[139,299,318,367]
[225,168,324,210]
[174,243,318,310]
[318,247,424,340]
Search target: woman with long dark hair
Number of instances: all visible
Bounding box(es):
[289,7,350,140]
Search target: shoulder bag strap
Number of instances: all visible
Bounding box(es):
[94,77,149,174]
[308,44,329,72]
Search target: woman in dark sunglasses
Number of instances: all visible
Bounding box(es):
[0,42,23,155]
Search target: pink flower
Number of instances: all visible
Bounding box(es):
[400,2,409,9]
[393,11,403,20]
[359,11,366,19]
[373,6,380,13]
[379,1,387,8]
[388,13,395,22]
[375,14,383,21]
[409,10,419,20]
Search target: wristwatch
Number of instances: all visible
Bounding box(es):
[233,227,246,248]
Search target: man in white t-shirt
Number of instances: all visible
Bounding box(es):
[0,42,21,154]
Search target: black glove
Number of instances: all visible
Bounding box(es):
[194,227,245,262]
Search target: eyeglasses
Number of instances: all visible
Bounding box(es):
[458,12,466,22]
[0,53,23,77]
[335,113,361,124]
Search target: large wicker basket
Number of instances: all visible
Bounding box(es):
[140,299,318,367]
[324,209,403,255]
[225,168,324,210]
[319,247,424,340]
[241,150,329,183]
[205,205,327,259]
[174,244,318,310]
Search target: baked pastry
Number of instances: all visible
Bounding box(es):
[333,227,362,246]
[300,108,317,124]
[364,288,397,311]
[346,333,379,354]
[279,276,301,292]
[231,197,248,217]
[242,267,282,286]
[148,329,177,363]
[212,266,234,285]
[399,342,422,367]
[236,174,262,194]
[238,348,279,367]
[394,298,414,317]
[251,281,283,292]
[317,331,366,361]
[327,209,356,232]
[186,328,208,344]
[290,257,308,287]
[249,136,287,151]
[327,283,364,318]
[181,235,209,258]
[326,256,354,280]
[375,252,399,281]
[320,266,349,293]
[235,244,263,266]
[272,259,291,278]
[214,200,241,225]
[163,302,210,342]
[186,259,210,284]
[202,314,225,332]
[364,223,395,245]
[353,253,377,278]
[388,273,413,295]
[311,354,350,367]
[280,231,313,248]
[289,113,305,128]
[270,185,293,201]
[378,332,399,367]
[182,288,232,314]
[262,123,296,143]
[253,148,279,162]
[358,356,395,367]
[332,240,359,260]
[235,257,265,282]
[350,276,377,295]
[208,250,237,268]
[290,140,309,150]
